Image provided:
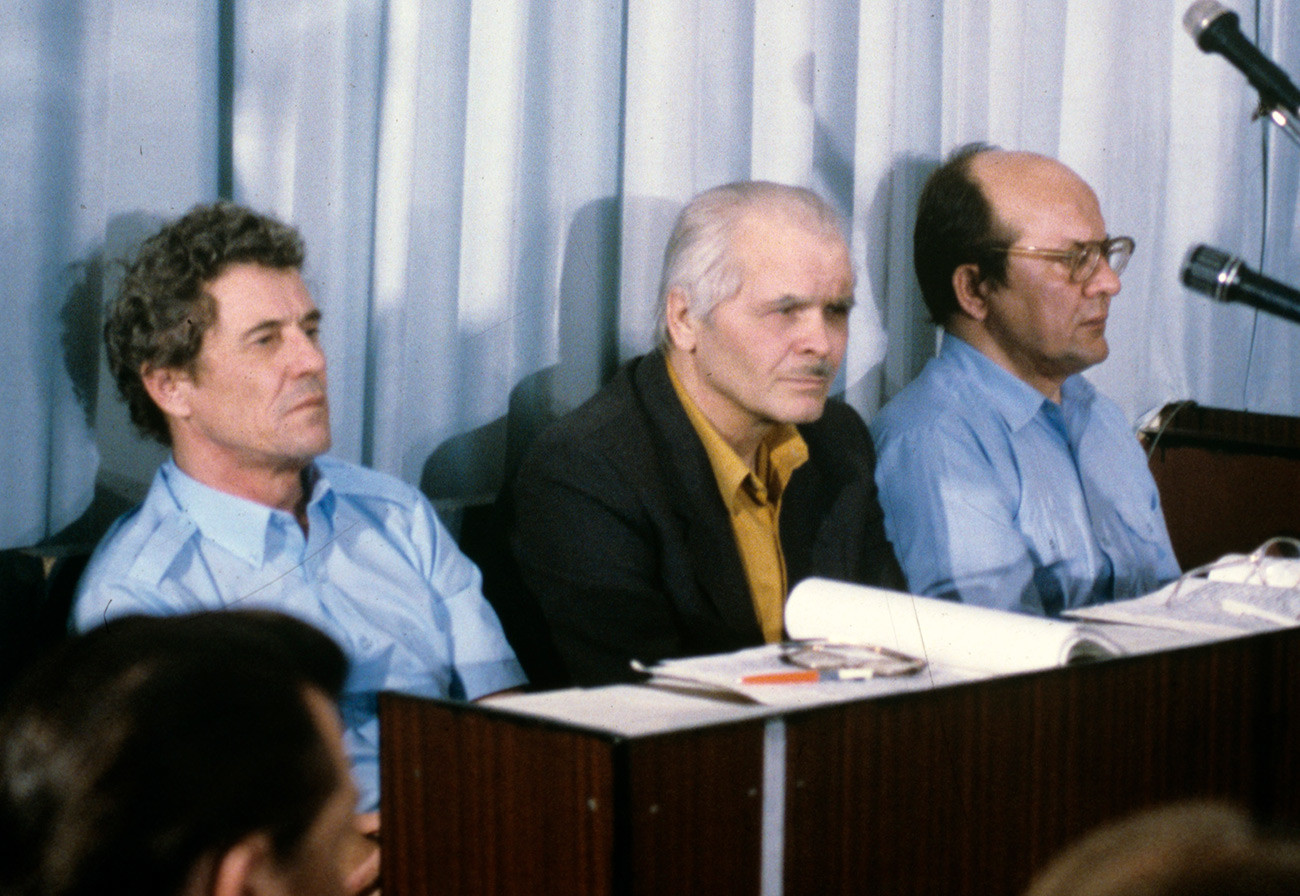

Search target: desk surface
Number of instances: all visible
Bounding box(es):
[380,626,1300,896]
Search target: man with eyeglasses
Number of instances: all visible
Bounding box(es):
[870,144,1179,615]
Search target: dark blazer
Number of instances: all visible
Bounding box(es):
[500,350,904,687]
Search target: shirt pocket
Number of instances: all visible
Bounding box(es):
[1109,487,1165,544]
[1016,489,1078,570]
[1101,485,1172,592]
[1089,451,1167,551]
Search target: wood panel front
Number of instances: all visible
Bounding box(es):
[380,628,1300,895]
[1141,402,1300,570]
[619,724,766,895]
[1148,445,1300,570]
[1263,628,1300,823]
[380,694,767,895]
[782,636,1270,896]
[381,694,619,895]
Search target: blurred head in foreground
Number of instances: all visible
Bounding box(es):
[1025,801,1300,896]
[0,610,355,896]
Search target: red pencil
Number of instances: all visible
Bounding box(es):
[739,667,878,685]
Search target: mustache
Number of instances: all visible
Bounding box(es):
[791,361,837,381]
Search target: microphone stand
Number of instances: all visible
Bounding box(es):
[1254,99,1300,148]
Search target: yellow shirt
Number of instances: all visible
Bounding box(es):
[667,361,809,642]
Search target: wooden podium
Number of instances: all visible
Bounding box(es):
[1143,402,1300,570]
[379,627,1300,896]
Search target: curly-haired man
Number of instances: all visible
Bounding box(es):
[74,203,525,819]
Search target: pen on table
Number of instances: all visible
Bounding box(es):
[1221,598,1298,628]
[740,667,879,685]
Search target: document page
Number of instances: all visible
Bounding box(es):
[484,683,778,736]
[641,643,975,709]
[1066,576,1300,637]
[785,577,1122,676]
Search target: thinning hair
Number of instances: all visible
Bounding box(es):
[0,611,348,896]
[912,141,1014,325]
[104,202,305,445]
[655,180,848,346]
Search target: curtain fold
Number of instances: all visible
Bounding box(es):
[4,0,1296,547]
[3,0,107,548]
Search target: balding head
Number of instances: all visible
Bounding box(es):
[913,146,1113,329]
[929,147,1124,400]
[967,150,1105,255]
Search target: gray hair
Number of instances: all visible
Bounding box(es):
[655,181,848,346]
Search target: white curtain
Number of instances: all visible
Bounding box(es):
[3,0,1297,548]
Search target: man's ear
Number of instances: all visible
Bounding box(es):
[951,263,991,322]
[140,364,195,420]
[208,833,285,896]
[663,287,699,352]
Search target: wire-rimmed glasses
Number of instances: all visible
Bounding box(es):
[781,640,926,678]
[990,235,1136,283]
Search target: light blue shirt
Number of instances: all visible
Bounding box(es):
[73,456,526,810]
[870,334,1179,615]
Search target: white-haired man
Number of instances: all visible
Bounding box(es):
[500,181,903,686]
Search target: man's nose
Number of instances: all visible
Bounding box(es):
[1085,255,1123,298]
[288,327,327,375]
[795,310,831,357]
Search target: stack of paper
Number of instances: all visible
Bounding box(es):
[1066,576,1300,636]
[639,578,1125,707]
[785,578,1121,675]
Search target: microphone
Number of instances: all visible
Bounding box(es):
[1181,244,1300,326]
[1183,1,1300,113]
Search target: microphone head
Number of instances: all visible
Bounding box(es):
[1181,243,1241,302]
[1183,0,1235,44]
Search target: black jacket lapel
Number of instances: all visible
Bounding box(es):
[630,352,764,643]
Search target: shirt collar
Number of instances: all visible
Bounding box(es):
[1059,370,1097,406]
[159,458,332,566]
[1058,370,1098,434]
[940,333,1095,432]
[666,359,808,508]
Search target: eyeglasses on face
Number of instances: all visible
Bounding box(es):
[990,235,1135,283]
